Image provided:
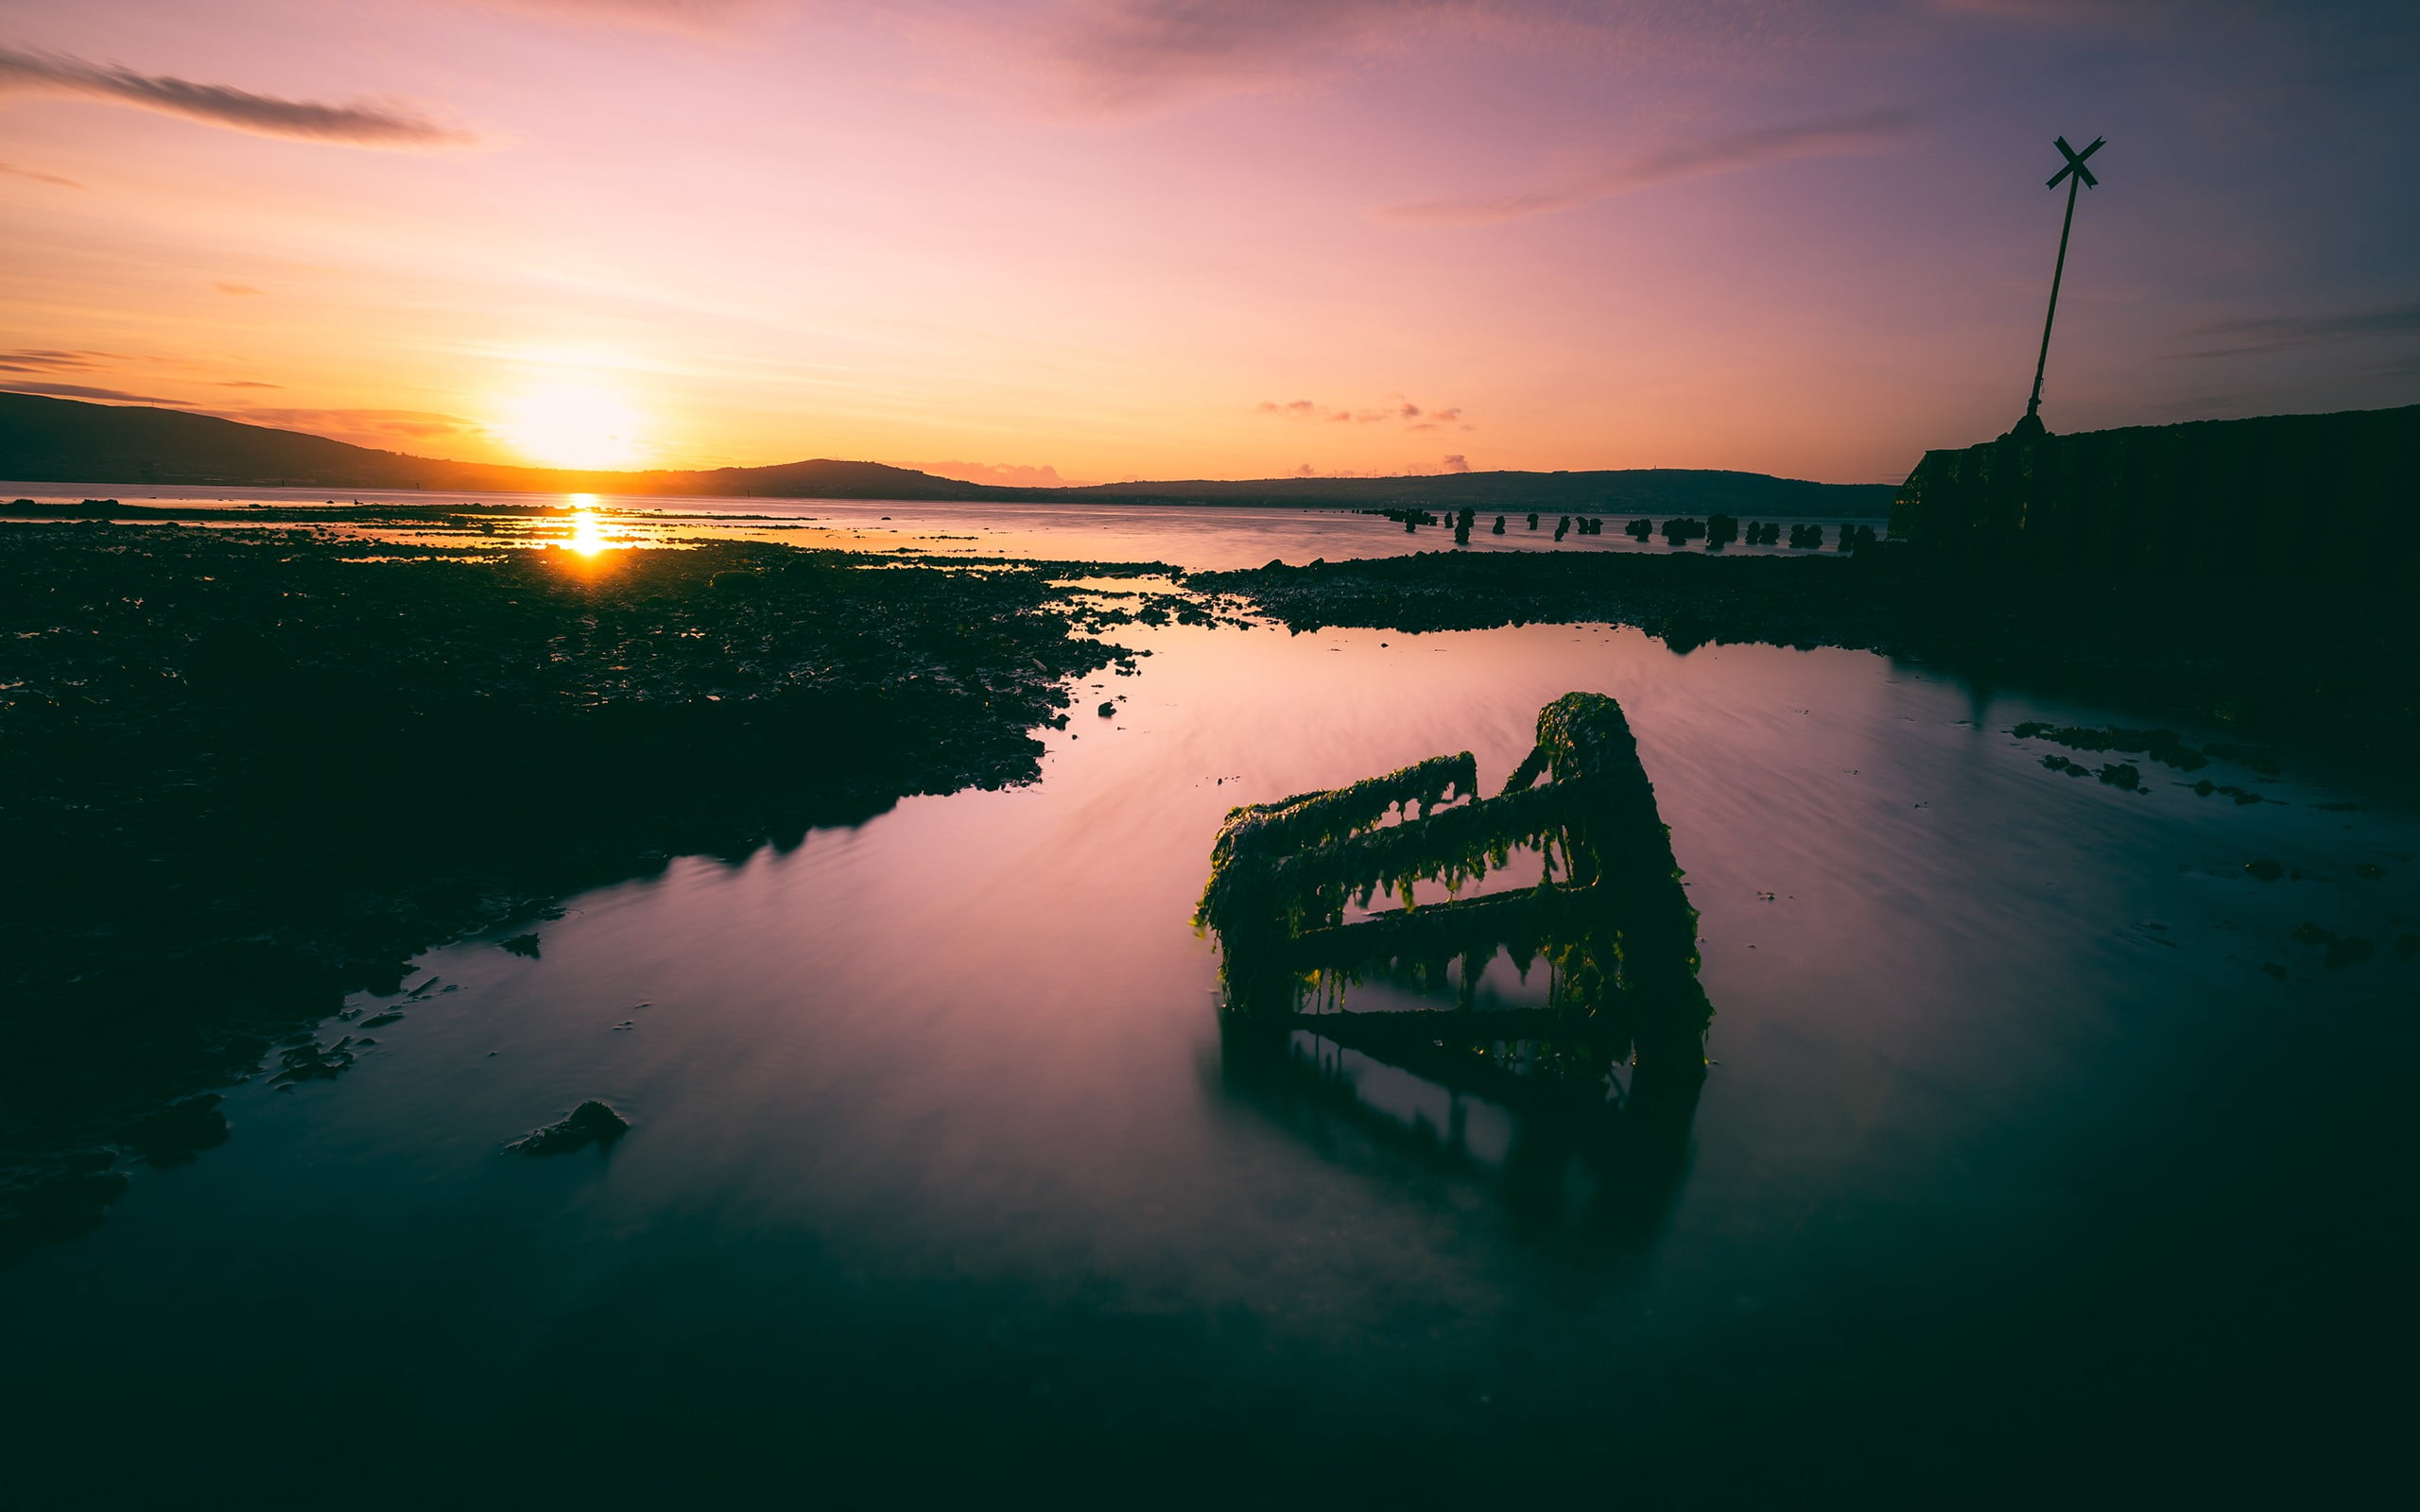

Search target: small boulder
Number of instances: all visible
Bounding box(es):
[126,1095,231,1168]
[510,1100,630,1156]
[2325,935,2377,970]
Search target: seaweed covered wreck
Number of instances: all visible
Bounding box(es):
[1197,692,1714,1119]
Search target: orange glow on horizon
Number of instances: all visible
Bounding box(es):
[496,380,649,472]
[5,5,2412,487]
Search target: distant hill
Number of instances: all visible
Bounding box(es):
[0,391,1894,515]
[0,392,991,500]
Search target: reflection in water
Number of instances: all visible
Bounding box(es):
[1200,691,1713,1243]
[1216,1013,1703,1249]
[566,498,612,555]
[1,482,1890,571]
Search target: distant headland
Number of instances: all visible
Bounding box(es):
[0,391,1895,516]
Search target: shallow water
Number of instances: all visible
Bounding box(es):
[0,481,1883,569]
[5,618,2413,1501]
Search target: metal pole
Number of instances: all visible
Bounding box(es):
[2026,171,2082,422]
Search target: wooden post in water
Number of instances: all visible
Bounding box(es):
[2014,134,2104,441]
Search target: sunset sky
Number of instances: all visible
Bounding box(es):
[3,1,2414,485]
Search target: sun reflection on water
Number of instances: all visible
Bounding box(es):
[566,495,614,556]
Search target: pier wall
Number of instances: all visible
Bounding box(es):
[1889,404,2418,578]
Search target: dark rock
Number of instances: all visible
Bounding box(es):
[510,1099,630,1156]
[2325,935,2376,970]
[2246,858,2285,882]
[269,1037,356,1084]
[2,1167,130,1250]
[500,934,542,958]
[1098,701,1115,717]
[125,1094,231,1167]
[2010,722,2209,772]
[2204,742,2283,777]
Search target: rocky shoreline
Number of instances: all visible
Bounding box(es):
[0,524,1153,1258]
[1191,546,2419,765]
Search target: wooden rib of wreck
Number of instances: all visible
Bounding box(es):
[1195,692,1712,1097]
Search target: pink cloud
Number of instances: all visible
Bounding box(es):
[0,45,472,148]
[216,406,488,444]
[1260,394,1467,431]
[903,458,1093,488]
[3,382,184,403]
[0,160,80,187]
[1382,109,1915,226]
[0,350,106,371]
[475,0,767,32]
[1048,0,1448,117]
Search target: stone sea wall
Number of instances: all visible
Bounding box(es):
[1890,404,2419,577]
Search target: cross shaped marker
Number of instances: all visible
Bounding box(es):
[2016,134,2109,434]
[2048,134,2104,190]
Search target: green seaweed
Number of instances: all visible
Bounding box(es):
[1196,692,1712,1080]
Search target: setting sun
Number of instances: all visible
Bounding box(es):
[495,381,648,471]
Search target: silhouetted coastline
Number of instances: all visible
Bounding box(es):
[0,390,1894,513]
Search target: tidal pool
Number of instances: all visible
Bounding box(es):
[5,619,2411,1502]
